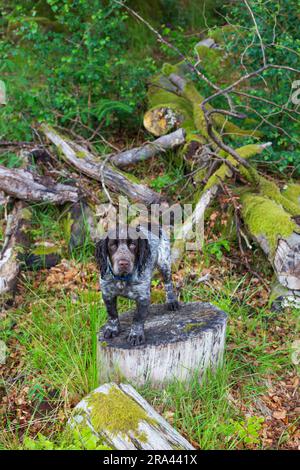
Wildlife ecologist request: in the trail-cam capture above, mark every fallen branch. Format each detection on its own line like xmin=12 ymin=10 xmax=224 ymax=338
xmin=110 ymin=128 xmax=185 ymax=168
xmin=0 ymin=165 xmax=79 ymax=204
xmin=41 ymin=124 xmax=162 ymax=205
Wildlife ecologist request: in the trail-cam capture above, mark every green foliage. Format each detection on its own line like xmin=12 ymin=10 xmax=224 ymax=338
xmin=23 ymin=428 xmax=109 ymax=450
xmin=0 ymin=152 xmax=23 ymax=168
xmin=0 ymin=0 xmax=157 ymax=141
xmin=221 ymin=0 xmax=300 ymax=175
xmin=220 ymin=416 xmax=265 ymax=446
xmin=203 ymin=239 xmax=230 ymax=265
xmin=150 ymin=173 xmax=174 ymax=190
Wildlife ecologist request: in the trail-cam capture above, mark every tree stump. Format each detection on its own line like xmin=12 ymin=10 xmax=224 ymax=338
xmin=98 ymin=302 xmax=227 ymax=387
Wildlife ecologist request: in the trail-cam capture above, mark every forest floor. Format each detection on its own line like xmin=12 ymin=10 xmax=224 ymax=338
xmin=0 ymin=236 xmax=299 ymax=450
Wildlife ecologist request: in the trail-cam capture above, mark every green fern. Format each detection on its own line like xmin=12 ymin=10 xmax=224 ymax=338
xmin=92 ymin=99 xmax=133 ymax=125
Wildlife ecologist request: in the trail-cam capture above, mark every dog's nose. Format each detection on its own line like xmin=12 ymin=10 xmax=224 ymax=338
xmin=118 ymin=259 xmax=129 ymax=270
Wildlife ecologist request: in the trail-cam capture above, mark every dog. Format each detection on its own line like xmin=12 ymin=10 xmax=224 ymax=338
xmin=95 ymin=224 xmax=179 ymax=346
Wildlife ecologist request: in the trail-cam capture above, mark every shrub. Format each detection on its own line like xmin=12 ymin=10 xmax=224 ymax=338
xmin=0 ymin=0 xmax=157 ymax=140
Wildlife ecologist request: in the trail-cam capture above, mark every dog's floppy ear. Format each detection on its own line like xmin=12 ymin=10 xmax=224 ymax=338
xmin=136 ymin=237 xmax=151 ymax=274
xmin=95 ymin=237 xmax=108 ymax=276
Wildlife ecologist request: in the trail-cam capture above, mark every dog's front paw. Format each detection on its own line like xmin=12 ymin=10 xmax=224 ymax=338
xmin=127 ymin=324 xmax=145 ymax=346
xmin=103 ymin=319 xmax=121 ymax=339
xmin=167 ymin=299 xmax=180 ymax=311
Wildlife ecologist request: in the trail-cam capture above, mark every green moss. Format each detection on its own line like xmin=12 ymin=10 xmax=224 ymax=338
xmin=204 ymin=163 xmax=231 ymax=191
xmin=214 ymin=115 xmax=262 ymax=138
xmin=21 ymin=207 xmax=33 ymax=221
xmin=76 ymin=150 xmax=88 ymax=159
xmin=258 ymin=177 xmax=300 ymax=216
xmin=62 ymin=211 xmax=73 ymax=245
xmin=148 ymin=87 xmax=193 ymax=120
xmin=117 ymin=167 xmax=141 ymax=184
xmin=281 ymin=183 xmax=300 ymax=207
xmin=31 ymin=244 xmax=61 ymax=255
xmin=150 ymin=288 xmax=165 ymax=303
xmin=204 ymin=144 xmax=265 ymax=190
xmin=183 ymin=322 xmax=205 ymax=332
xmin=182 ymin=83 xmax=209 ymax=139
xmin=161 ymin=61 xmax=190 ymax=77
xmin=86 ymin=386 xmax=156 ymax=441
xmin=241 ymin=193 xmax=298 ymax=254
xmin=208 ymin=25 xmax=237 ymax=44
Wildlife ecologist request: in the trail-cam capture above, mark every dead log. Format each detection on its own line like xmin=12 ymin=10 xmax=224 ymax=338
xmin=41 ymin=124 xmax=162 ymax=206
xmin=144 ymin=67 xmax=261 ymax=140
xmin=110 ymin=128 xmax=185 ymax=168
xmin=270 ymin=281 xmax=300 ymax=311
xmin=0 ymin=165 xmax=79 ymax=204
xmin=241 ymin=193 xmax=300 ymax=291
xmin=98 ymin=302 xmax=227 ymax=387
xmin=69 ymin=382 xmax=194 ymax=450
xmin=0 ymin=201 xmax=32 ymax=302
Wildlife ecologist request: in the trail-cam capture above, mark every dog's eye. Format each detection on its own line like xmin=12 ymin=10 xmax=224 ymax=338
xmin=128 ymin=241 xmax=136 ymax=251
xmin=109 ymin=241 xmax=118 ymax=251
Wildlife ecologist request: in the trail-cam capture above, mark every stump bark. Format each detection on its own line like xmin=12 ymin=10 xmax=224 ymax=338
xmin=98 ymin=302 xmax=227 ymax=387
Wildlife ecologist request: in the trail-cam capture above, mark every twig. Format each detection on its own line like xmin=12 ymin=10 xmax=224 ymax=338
xmin=100 ymin=153 xmax=113 ymax=204
xmin=243 ymin=0 xmax=266 ymax=66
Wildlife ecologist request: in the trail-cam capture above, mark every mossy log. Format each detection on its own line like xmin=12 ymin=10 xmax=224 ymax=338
xmin=98 ymin=302 xmax=227 ymax=387
xmin=144 ymin=66 xmax=261 ymax=141
xmin=241 ymin=193 xmax=300 ymax=291
xmin=69 ymin=383 xmax=194 ymax=450
xmin=41 ymin=124 xmax=162 ymax=206
xmin=0 ymin=164 xmax=79 ymax=204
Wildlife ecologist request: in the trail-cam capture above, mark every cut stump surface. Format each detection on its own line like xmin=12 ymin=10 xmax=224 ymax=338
xmin=98 ymin=302 xmax=227 ymax=387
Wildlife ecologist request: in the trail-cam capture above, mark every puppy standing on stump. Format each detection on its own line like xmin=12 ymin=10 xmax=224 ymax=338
xmin=95 ymin=224 xmax=179 ymax=346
